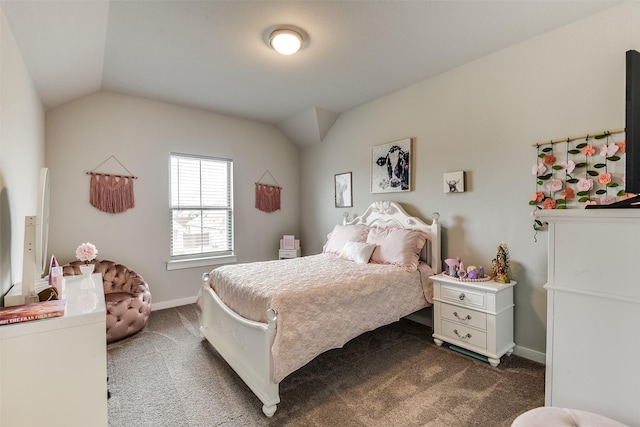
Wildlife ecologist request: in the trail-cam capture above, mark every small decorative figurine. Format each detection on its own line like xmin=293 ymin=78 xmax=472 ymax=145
xmin=444 ymin=258 xmax=460 ymax=277
xmin=492 ymin=242 xmax=510 ymax=284
xmin=467 ymin=265 xmax=478 ymax=279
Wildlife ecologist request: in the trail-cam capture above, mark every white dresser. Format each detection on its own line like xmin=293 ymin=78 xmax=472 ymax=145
xmin=0 ymin=273 xmax=107 ymax=427
xmin=431 ymin=273 xmax=515 ymax=367
xmin=540 ymin=209 xmax=640 ymax=426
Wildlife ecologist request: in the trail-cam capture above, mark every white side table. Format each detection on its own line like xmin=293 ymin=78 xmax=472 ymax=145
xmin=430 ymin=273 xmax=515 ymax=367
xmin=279 ymin=249 xmax=301 ymax=259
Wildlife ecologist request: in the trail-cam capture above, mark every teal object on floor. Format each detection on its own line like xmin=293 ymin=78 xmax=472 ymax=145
xmin=449 ymin=345 xmax=489 ymax=363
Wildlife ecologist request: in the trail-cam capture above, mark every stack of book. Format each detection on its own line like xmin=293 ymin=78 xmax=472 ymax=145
xmin=0 ymin=299 xmax=66 ymax=326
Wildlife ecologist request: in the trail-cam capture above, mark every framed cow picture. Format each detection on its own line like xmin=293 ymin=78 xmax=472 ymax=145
xmin=371 ymin=138 xmax=413 ymax=193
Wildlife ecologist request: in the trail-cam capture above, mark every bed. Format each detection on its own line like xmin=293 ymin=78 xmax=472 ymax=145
xmin=199 ymin=200 xmax=441 ymax=416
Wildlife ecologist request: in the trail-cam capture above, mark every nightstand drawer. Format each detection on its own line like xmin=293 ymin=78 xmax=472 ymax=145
xmin=279 ymin=249 xmax=300 ymax=259
xmin=440 ymin=303 xmax=487 ymax=331
xmin=441 ymin=284 xmax=485 ymax=309
xmin=441 ymin=320 xmax=487 ymax=350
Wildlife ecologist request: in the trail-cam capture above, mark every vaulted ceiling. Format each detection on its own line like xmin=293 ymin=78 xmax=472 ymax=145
xmin=1 ymin=1 xmax=622 ymax=145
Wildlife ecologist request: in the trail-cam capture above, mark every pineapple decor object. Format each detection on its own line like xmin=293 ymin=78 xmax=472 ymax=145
xmin=492 ymin=242 xmax=510 ymax=284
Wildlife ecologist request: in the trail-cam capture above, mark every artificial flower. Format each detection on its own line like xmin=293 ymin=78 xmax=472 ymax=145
xmin=542 ymin=198 xmax=556 ymax=210
xmin=543 ymin=155 xmax=557 ymax=165
xmin=598 ymin=173 xmax=612 ymax=185
xmin=599 ymin=144 xmax=619 ymax=157
xmin=581 ymin=145 xmax=595 ymax=156
xmin=75 ymin=242 xmax=98 ymax=264
xmin=600 ymin=195 xmax=617 ymax=205
xmin=530 ymin=210 xmax=539 ymax=219
xmin=621 ymin=192 xmax=636 ymax=200
xmin=531 ymin=191 xmax=545 ymax=202
xmin=584 ymin=200 xmax=597 ymax=207
xmin=531 ymin=163 xmax=546 ymax=176
xmin=561 ymin=187 xmax=575 ymax=201
xmin=546 ymin=179 xmax=563 ymax=193
xmin=618 ymin=140 xmax=626 ymax=153
xmin=577 ymin=178 xmax=594 ymax=191
xmin=561 ymin=160 xmax=576 ymax=174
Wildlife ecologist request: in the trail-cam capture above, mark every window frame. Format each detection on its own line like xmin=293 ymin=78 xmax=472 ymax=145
xmin=166 ymin=152 xmax=236 ymax=270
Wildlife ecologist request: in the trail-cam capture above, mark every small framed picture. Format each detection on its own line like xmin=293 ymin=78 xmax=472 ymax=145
xmin=371 ymin=138 xmax=412 ymax=193
xmin=335 ymin=172 xmax=353 ymax=207
xmin=443 ymin=171 xmax=465 ymax=193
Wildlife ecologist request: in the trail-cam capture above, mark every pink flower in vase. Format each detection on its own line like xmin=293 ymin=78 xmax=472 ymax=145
xmin=75 ymin=242 xmax=98 ymax=265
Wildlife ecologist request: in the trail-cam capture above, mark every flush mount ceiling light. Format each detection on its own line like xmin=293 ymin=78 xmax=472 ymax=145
xmin=268 ymin=28 xmax=304 ymax=55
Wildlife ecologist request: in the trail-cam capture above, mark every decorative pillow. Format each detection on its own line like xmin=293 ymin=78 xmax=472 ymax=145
xmin=323 ymin=224 xmax=369 ymax=254
xmin=366 ymin=226 xmax=427 ymax=272
xmin=338 ymin=241 xmax=377 ymax=264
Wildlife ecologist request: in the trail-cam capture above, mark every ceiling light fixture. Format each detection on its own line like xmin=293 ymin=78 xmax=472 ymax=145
xmin=269 ymin=28 xmax=304 ymax=55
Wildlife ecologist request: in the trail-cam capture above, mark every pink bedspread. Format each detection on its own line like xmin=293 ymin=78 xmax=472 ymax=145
xmin=207 ymin=253 xmax=434 ymax=382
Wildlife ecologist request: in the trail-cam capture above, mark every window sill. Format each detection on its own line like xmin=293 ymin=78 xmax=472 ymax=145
xmin=166 ymin=254 xmax=237 ymax=271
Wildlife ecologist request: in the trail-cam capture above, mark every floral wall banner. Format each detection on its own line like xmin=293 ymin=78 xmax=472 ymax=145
xmin=530 ymin=128 xmax=633 ymax=230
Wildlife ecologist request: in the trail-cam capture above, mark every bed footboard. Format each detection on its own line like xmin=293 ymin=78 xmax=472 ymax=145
xmin=199 ymin=281 xmax=280 ymax=417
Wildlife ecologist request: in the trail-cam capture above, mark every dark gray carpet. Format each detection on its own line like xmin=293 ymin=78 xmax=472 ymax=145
xmin=107 ymin=305 xmax=544 ymax=426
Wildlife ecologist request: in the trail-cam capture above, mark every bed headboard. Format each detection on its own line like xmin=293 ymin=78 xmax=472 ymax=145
xmin=345 ymin=201 xmax=442 ymax=273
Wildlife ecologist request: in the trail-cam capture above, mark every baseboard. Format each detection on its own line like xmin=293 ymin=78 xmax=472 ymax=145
xmin=513 ymin=344 xmax=546 ymax=365
xmin=151 ymin=295 xmax=198 ymax=311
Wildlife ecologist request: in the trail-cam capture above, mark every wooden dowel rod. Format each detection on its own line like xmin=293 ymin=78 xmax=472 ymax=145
xmin=532 ymin=127 xmax=625 ymax=147
xmin=86 ymin=171 xmax=138 ymax=179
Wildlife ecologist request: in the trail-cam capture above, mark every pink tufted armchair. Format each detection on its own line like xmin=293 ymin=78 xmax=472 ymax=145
xmin=63 ymin=260 xmax=152 ymax=343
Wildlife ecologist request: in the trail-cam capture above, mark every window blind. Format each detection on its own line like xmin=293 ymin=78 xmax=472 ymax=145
xmin=169 ymin=153 xmax=233 ymax=260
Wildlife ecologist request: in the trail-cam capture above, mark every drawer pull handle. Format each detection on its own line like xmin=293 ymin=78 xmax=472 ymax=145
xmin=458 ymin=293 xmax=466 ymax=301
xmin=453 ymin=312 xmax=471 ymax=322
xmin=453 ymin=329 xmax=472 ymax=341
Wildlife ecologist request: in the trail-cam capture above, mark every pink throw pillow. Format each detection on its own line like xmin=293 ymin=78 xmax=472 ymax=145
xmin=323 ymin=224 xmax=369 ymax=254
xmin=366 ymin=227 xmax=427 ymax=272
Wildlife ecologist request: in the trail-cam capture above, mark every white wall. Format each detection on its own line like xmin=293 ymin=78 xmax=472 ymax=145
xmin=0 ymin=6 xmax=45 ymax=303
xmin=45 ymin=91 xmax=300 ymax=308
xmin=300 ymin=2 xmax=640 ymax=361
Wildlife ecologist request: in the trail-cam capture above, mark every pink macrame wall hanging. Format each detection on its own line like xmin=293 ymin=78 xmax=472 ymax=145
xmin=87 ymin=156 xmax=138 ymax=214
xmin=255 ymin=170 xmax=281 ymax=213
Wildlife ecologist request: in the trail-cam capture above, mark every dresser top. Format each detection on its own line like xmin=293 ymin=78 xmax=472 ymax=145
xmin=539 ymin=208 xmax=640 ymax=221
xmin=430 ymin=273 xmax=515 ymax=292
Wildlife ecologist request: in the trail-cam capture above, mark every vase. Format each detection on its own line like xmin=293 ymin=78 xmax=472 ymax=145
xmin=79 ymin=264 xmax=95 ymax=276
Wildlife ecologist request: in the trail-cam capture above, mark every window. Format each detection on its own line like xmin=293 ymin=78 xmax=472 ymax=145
xmin=169 ymin=153 xmax=234 ymax=265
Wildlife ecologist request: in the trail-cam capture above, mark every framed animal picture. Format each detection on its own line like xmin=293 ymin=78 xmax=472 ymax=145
xmin=334 ymin=172 xmax=353 ymax=207
xmin=371 ymin=138 xmax=412 ymax=193
xmin=443 ymin=171 xmax=465 ymax=193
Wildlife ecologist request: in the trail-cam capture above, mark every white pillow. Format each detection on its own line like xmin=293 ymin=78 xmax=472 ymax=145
xmin=338 ymin=241 xmax=377 ymax=264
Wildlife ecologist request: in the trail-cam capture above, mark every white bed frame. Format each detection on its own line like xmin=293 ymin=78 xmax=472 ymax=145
xmin=199 ymin=201 xmax=441 ymax=417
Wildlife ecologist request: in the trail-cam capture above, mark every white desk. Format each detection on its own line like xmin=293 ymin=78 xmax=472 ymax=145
xmin=0 ymin=273 xmax=107 ymax=427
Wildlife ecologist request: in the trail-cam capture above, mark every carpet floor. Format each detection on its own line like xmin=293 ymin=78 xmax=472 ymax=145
xmin=107 ymin=304 xmax=544 ymax=426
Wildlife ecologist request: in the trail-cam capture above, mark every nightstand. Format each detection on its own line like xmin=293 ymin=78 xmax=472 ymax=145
xmin=278 ymin=248 xmax=301 ymax=259
xmin=430 ymin=273 xmax=515 ymax=367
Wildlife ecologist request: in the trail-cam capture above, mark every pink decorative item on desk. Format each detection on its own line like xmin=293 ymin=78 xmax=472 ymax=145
xmin=75 ymin=242 xmax=98 ymax=276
